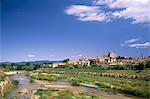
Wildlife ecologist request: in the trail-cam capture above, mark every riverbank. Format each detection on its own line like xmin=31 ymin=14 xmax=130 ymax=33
xmin=0 ymin=76 xmax=18 ymax=98
xmin=8 ymin=72 xmax=144 ymax=99
xmin=31 ymin=70 xmax=150 ymax=98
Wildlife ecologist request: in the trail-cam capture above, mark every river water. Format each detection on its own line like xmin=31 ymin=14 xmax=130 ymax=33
xmin=8 ymin=74 xmax=41 ymax=99
xmin=8 ymin=73 xmax=143 ymax=99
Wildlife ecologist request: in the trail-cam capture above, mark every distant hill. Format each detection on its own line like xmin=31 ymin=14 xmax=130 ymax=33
xmin=0 ymin=62 xmax=11 ymax=64
xmin=0 ymin=60 xmax=63 ymax=65
xmin=26 ymin=60 xmax=63 ymax=64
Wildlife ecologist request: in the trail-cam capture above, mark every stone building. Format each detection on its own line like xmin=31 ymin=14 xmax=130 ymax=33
xmin=78 ymin=58 xmax=91 ymax=66
xmin=67 ymin=60 xmax=78 ymax=65
xmin=94 ymin=52 xmax=118 ymax=66
xmin=49 ymin=62 xmax=66 ymax=68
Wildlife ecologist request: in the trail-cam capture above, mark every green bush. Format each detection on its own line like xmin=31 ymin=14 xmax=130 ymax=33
xmin=121 ymin=85 xmax=150 ymax=98
xmin=13 ymin=80 xmax=19 ymax=86
xmin=31 ymin=74 xmax=59 ymax=81
xmin=95 ymin=82 xmax=107 ymax=88
xmin=71 ymin=80 xmax=80 ymax=86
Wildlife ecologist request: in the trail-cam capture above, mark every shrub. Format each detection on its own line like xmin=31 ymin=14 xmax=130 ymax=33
xmin=31 ymin=74 xmax=58 ymax=81
xmin=71 ymin=80 xmax=80 ymax=86
xmin=13 ymin=80 xmax=19 ymax=86
xmin=95 ymin=82 xmax=107 ymax=88
xmin=134 ymin=62 xmax=145 ymax=70
xmin=112 ymin=65 xmax=125 ymax=70
xmin=121 ymin=85 xmax=150 ymax=98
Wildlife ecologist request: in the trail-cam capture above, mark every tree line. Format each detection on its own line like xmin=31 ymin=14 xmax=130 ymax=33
xmin=0 ymin=60 xmax=150 ymax=71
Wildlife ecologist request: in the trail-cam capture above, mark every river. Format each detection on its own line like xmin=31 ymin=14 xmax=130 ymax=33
xmin=8 ymin=73 xmax=143 ymax=99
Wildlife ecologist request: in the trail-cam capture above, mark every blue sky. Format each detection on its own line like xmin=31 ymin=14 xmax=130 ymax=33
xmin=1 ymin=0 xmax=150 ymax=62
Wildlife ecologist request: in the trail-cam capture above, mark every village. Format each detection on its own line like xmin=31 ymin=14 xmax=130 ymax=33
xmin=48 ymin=52 xmax=150 ymax=68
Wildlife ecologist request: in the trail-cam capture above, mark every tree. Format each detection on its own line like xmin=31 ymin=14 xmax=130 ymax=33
xmin=135 ymin=62 xmax=145 ymax=70
xmin=117 ymin=56 xmax=125 ymax=59
xmin=145 ymin=61 xmax=150 ymax=68
xmin=63 ymin=59 xmax=70 ymax=63
xmin=11 ymin=63 xmax=18 ymax=71
xmin=0 ymin=64 xmax=10 ymax=71
xmin=25 ymin=62 xmax=31 ymax=66
xmin=25 ymin=62 xmax=34 ymax=71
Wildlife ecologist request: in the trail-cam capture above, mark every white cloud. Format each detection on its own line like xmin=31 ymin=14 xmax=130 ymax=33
xmin=121 ymin=38 xmax=150 ymax=48
xmin=128 ymin=42 xmax=150 ymax=48
xmin=65 ymin=0 xmax=150 ymax=24
xmin=27 ymin=54 xmax=35 ymax=58
xmin=93 ymin=0 xmax=115 ymax=6
xmin=125 ymin=38 xmax=140 ymax=43
xmin=65 ymin=5 xmax=111 ymax=22
xmin=93 ymin=0 xmax=150 ymax=24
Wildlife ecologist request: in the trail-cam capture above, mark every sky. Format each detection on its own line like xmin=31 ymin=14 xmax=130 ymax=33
xmin=1 ymin=0 xmax=150 ymax=62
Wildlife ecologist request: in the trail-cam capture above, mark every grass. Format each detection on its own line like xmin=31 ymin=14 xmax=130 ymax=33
xmin=0 ymin=76 xmax=4 ymax=82
xmin=38 ymin=67 xmax=107 ymax=73
xmin=105 ymin=70 xmax=150 ymax=75
xmin=66 ymin=74 xmax=150 ymax=98
xmin=31 ymin=70 xmax=150 ymax=98
xmin=31 ymin=73 xmax=62 ymax=82
xmin=35 ymin=89 xmax=101 ymax=99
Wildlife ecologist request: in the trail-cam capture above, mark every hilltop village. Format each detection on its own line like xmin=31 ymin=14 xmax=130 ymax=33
xmin=48 ymin=52 xmax=150 ymax=68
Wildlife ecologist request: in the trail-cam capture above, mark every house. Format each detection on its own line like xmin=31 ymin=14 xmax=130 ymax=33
xmin=94 ymin=52 xmax=118 ymax=66
xmin=67 ymin=60 xmax=78 ymax=65
xmin=109 ymin=62 xmax=123 ymax=66
xmin=49 ymin=62 xmax=66 ymax=68
xmin=78 ymin=58 xmax=90 ymax=66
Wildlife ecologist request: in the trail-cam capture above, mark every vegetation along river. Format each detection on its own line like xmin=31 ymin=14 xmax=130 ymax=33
xmin=8 ymin=72 xmax=143 ymax=99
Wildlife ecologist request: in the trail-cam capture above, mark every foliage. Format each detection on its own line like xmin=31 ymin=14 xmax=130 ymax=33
xmin=63 ymin=59 xmax=70 ymax=63
xmin=1 ymin=60 xmax=150 ymax=72
xmin=111 ymin=65 xmax=125 ymax=70
xmin=116 ymin=56 xmax=126 ymax=59
xmin=121 ymin=85 xmax=150 ymax=98
xmin=31 ymin=74 xmax=61 ymax=82
xmin=13 ymin=80 xmax=19 ymax=86
xmin=0 ymin=76 xmax=5 ymax=82
xmin=0 ymin=63 xmax=42 ymax=71
xmin=134 ymin=62 xmax=145 ymax=70
xmin=35 ymin=89 xmax=100 ymax=99
xmin=145 ymin=60 xmax=150 ymax=68
xmin=62 ymin=73 xmax=150 ymax=98
xmin=71 ymin=80 xmax=80 ymax=86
